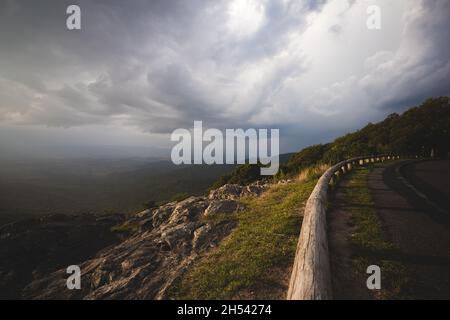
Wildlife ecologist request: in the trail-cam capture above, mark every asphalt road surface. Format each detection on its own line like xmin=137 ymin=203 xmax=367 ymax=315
xmin=369 ymin=160 xmax=450 ymax=299
xmin=329 ymin=159 xmax=450 ymax=299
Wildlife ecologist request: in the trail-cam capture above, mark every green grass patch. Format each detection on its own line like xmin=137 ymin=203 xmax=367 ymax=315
xmin=341 ymin=166 xmax=411 ymax=299
xmin=168 ymin=179 xmax=317 ymax=300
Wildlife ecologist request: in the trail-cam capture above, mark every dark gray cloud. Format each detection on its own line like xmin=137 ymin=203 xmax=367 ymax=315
xmin=0 ymin=0 xmax=449 ymax=153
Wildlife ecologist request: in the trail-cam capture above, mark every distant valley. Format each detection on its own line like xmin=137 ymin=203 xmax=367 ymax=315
xmin=0 ymin=157 xmax=235 ymax=226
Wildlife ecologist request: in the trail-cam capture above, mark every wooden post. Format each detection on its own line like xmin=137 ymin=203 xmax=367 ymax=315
xmin=287 ymin=155 xmax=389 ymax=300
xmin=329 ymin=176 xmax=335 ymax=187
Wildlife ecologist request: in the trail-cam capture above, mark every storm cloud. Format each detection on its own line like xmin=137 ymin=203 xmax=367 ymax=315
xmin=0 ymin=0 xmax=449 ymax=154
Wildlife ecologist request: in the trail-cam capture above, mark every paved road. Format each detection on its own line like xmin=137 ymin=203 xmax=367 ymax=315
xmin=329 ymin=160 xmax=450 ymax=299
xmin=400 ymin=160 xmax=450 ymax=216
xmin=369 ymin=160 xmax=450 ymax=299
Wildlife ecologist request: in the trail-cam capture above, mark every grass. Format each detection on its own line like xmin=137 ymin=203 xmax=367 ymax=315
xmin=339 ymin=166 xmax=411 ymax=299
xmin=167 ymin=178 xmax=319 ymax=300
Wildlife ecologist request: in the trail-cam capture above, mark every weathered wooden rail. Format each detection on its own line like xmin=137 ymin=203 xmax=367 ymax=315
xmin=287 ymin=155 xmax=399 ymax=300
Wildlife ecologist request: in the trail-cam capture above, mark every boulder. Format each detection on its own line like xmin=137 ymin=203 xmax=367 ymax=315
xmin=204 ymin=200 xmax=245 ymax=217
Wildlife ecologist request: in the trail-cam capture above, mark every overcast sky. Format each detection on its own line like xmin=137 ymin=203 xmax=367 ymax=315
xmin=0 ymin=0 xmax=449 ymax=158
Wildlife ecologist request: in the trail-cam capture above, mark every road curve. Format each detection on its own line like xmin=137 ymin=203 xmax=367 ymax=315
xmin=329 ymin=160 xmax=450 ymax=299
xmin=399 ymin=160 xmax=450 ymax=219
xmin=369 ymin=160 xmax=450 ymax=299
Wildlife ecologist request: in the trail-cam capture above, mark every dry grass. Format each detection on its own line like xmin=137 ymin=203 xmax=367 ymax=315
xmin=167 ymin=178 xmax=318 ymax=300
xmin=296 ymin=163 xmax=330 ymax=183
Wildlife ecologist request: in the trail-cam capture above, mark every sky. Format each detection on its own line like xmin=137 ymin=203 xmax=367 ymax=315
xmin=0 ymin=0 xmax=449 ymax=158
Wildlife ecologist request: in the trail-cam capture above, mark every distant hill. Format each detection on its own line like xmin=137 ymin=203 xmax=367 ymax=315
xmin=216 ymin=97 xmax=450 ymax=184
xmin=2 ymin=97 xmax=448 ymax=225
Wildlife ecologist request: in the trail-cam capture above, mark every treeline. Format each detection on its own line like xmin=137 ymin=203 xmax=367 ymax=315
xmin=214 ymin=97 xmax=450 ymax=185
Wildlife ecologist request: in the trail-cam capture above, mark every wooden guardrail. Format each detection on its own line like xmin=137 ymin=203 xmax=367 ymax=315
xmin=287 ymin=155 xmax=399 ymax=300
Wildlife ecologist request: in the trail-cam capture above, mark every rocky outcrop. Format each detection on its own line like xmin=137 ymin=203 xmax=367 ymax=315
xmin=0 ymin=213 xmax=124 ymax=299
xmin=208 ymin=181 xmax=269 ymax=200
xmin=5 ymin=181 xmax=270 ymax=300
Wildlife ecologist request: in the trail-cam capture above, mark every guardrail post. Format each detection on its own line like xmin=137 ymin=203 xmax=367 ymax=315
xmin=329 ymin=176 xmax=335 ymax=186
xmin=335 ymin=171 xmax=340 ymax=179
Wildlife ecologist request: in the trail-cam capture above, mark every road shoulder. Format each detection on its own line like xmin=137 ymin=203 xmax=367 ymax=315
xmin=369 ymin=161 xmax=450 ymax=299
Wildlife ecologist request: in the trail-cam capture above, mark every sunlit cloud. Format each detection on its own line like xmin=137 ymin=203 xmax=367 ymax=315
xmin=0 ymin=0 xmax=448 ymax=154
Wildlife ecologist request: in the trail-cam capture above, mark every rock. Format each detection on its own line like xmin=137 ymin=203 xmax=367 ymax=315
xmin=138 ymin=218 xmax=153 ymax=231
xmin=204 ymin=200 xmax=245 ymax=217
xmin=241 ymin=185 xmax=267 ymax=197
xmin=277 ymin=179 xmax=293 ymax=185
xmin=168 ymin=197 xmax=208 ymax=224
xmin=208 ymin=184 xmax=243 ymax=200
xmin=151 ymin=202 xmax=176 ymax=228
xmin=192 ymin=224 xmax=212 ymax=251
xmin=208 ymin=182 xmax=269 ymax=200
xmin=136 ymin=209 xmax=151 ymax=218
xmin=0 ymin=213 xmax=125 ymax=299
xmin=3 ymin=180 xmax=271 ymax=300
